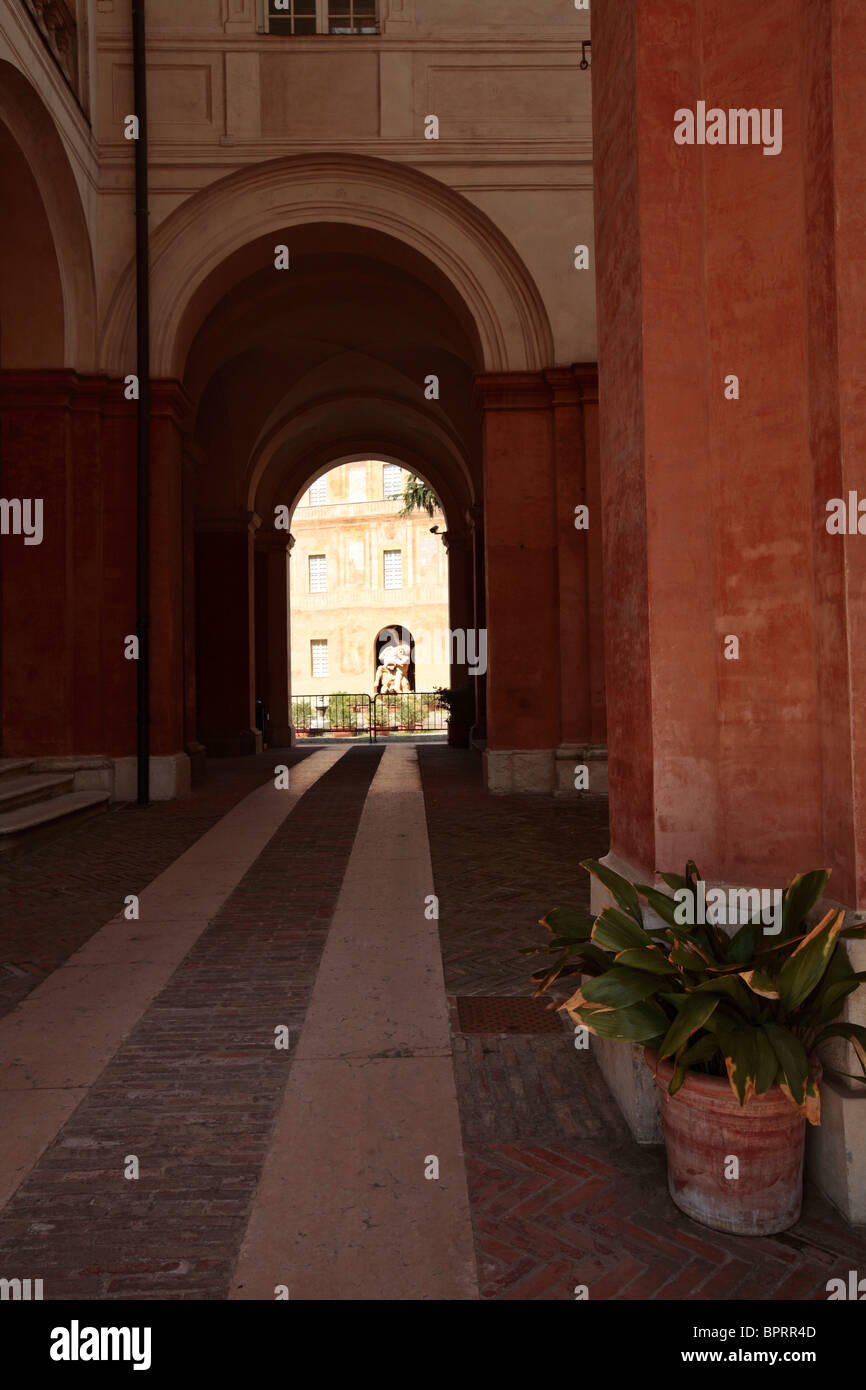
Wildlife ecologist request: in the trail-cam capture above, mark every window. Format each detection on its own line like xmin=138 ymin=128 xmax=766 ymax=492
xmin=308 ymin=476 xmax=327 ymax=505
xmin=311 ymin=640 xmax=329 ymax=678
xmin=268 ymin=0 xmax=317 ymax=35
xmin=383 ymin=464 xmax=403 ymax=500
xmin=309 ymin=554 xmax=327 ymax=592
xmin=383 ymin=550 xmax=402 ymax=590
xmin=266 ymin=0 xmax=378 ymax=35
xmin=327 ymin=1 xmax=378 ymax=35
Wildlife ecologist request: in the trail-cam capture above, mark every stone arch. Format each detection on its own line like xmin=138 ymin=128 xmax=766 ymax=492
xmin=248 ymin=396 xmax=473 ymax=530
xmin=0 ymin=60 xmax=97 ymax=369
xmin=100 ymin=153 xmax=554 ymax=377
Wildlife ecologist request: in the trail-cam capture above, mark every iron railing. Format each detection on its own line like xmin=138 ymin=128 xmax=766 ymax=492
xmin=291 ymin=693 xmax=446 ymax=742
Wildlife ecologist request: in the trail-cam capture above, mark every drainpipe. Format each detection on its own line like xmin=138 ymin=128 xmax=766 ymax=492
xmin=132 ymin=0 xmax=150 ymax=804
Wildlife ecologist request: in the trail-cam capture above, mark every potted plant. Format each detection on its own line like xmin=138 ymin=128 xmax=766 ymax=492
xmin=525 ymin=859 xmax=866 ymax=1236
xmin=434 ymin=684 xmax=475 ymax=748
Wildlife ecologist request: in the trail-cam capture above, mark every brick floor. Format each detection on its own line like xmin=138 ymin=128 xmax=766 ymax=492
xmin=418 ymin=747 xmax=609 ymax=996
xmin=417 ymin=746 xmax=866 ymax=1301
xmin=0 ymin=751 xmax=314 ymax=1021
xmin=1 ymin=742 xmax=864 ymax=1303
xmin=0 ymin=746 xmax=382 ymax=1299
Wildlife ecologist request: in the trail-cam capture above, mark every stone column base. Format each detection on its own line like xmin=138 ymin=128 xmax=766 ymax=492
xmin=554 ymin=743 xmax=608 ymax=798
xmin=201 ymin=728 xmax=262 ymax=757
xmin=31 ymin=755 xmax=114 ymax=793
xmin=268 ymin=725 xmax=297 ymax=749
xmin=807 ymin=1078 xmax=866 ymax=1224
xmin=484 ymin=748 xmax=555 ymax=794
xmin=185 ymin=741 xmax=207 ymax=785
xmin=113 ymin=752 xmax=192 ymax=802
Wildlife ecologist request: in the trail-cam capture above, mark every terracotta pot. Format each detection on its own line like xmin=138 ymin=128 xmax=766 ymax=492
xmin=644 ymin=1047 xmax=810 ymax=1236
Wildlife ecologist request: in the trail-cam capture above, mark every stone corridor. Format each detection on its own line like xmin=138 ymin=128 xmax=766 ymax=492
xmin=0 ymin=745 xmax=864 ymax=1301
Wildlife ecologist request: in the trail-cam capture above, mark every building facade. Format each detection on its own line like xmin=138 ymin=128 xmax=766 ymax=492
xmin=289 ymin=460 xmax=449 ymax=696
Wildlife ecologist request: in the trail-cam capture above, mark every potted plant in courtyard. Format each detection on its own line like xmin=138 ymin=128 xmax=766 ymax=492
xmin=434 ymin=684 xmax=475 ymax=748
xmin=525 ymin=859 xmax=866 ymax=1236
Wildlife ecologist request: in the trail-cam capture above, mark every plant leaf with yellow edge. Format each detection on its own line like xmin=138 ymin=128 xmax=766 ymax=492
xmin=740 ymin=969 xmax=780 ymax=999
xmin=776 ymin=909 xmax=846 ymax=1011
xmin=779 ymin=1073 xmax=821 ymax=1126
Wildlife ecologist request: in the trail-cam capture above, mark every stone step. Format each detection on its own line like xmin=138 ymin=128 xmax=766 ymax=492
xmin=0 ymin=791 xmax=110 ymax=851
xmin=0 ymin=773 xmax=75 ymax=814
xmin=0 ymin=759 xmax=36 ymax=784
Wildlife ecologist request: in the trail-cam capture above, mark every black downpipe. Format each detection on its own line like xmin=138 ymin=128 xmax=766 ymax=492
xmin=132 ymin=0 xmax=150 ymax=804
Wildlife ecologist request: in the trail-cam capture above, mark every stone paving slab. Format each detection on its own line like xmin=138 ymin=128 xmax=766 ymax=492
xmin=232 ymin=746 xmax=478 ymax=1300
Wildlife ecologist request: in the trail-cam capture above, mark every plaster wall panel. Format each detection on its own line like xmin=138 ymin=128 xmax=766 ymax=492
xmin=260 ymin=53 xmax=380 ymax=138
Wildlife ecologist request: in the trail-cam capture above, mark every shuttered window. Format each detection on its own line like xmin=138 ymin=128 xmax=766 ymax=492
xmin=383 ymin=464 xmax=403 ymax=500
xmin=383 ymin=550 xmax=402 ymax=590
xmin=311 ymin=640 xmax=329 ymax=678
xmin=309 ymin=554 xmax=327 ymax=592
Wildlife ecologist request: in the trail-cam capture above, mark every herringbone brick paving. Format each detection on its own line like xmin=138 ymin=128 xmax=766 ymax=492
xmin=417 ymin=747 xmax=609 ymax=996
xmin=417 ymin=746 xmax=866 ymax=1301
xmin=0 ymin=751 xmax=313 ymax=1020
xmin=0 ymin=746 xmax=383 ymax=1299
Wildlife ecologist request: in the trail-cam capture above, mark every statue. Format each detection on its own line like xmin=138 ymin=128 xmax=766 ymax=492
xmin=374 ymin=642 xmax=412 ymax=694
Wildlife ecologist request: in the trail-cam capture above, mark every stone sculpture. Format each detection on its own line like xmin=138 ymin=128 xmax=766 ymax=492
xmin=374 ymin=642 xmax=412 ymax=694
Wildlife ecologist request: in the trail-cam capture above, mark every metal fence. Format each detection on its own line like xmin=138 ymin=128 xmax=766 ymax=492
xmin=291 ymin=693 xmax=446 ymax=742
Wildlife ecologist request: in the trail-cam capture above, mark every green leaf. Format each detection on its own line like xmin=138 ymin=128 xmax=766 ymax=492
xmin=580 ymin=966 xmax=664 ymax=1010
xmin=563 ymin=998 xmax=670 ymax=1043
xmin=801 ymin=969 xmax=866 ymax=1028
xmin=723 ymin=1028 xmax=760 ymax=1105
xmin=781 ymin=869 xmax=830 ymax=939
xmin=540 ymin=906 xmax=595 ymax=940
xmin=754 ymin=1028 xmax=779 ymax=1094
xmin=668 ymin=936 xmax=712 ymax=971
xmin=613 ymin=946 xmax=679 ymax=975
xmin=635 ymin=883 xmax=681 ymax=928
xmin=739 ymin=968 xmax=780 ymax=1000
xmin=668 ymin=1034 xmax=720 ymax=1096
xmin=581 ymin=859 xmax=645 ymax=927
xmin=776 ymin=909 xmax=846 ymax=1011
xmin=657 ymin=993 xmax=719 ymax=1061
xmin=692 ymin=972 xmax=758 ymax=1018
xmin=658 ymin=871 xmax=688 ymax=893
xmin=728 ymin=921 xmax=758 ymax=964
xmin=678 ymin=1034 xmax=721 ymax=1070
xmin=812 ymin=1022 xmax=866 ymax=1081
xmin=762 ymin=1023 xmax=811 ymax=1106
xmin=591 ymin=905 xmax=653 ymax=952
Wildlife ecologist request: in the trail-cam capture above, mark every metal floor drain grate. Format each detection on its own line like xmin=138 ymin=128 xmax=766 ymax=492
xmin=454 ymin=995 xmax=565 ymax=1034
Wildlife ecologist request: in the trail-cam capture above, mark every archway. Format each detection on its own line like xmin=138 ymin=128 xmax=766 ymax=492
xmin=175 ymin=195 xmax=487 ymax=757
xmin=0 ymin=62 xmax=97 ymax=761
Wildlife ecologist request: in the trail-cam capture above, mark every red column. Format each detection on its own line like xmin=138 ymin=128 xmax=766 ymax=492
xmin=547 ymin=367 xmax=590 ymax=746
xmin=593 ymin=0 xmax=858 ymax=895
xmin=255 ymin=527 xmax=294 ymax=747
xmin=149 ymin=384 xmax=189 ymax=762
xmin=195 ymin=510 xmax=260 ymax=756
xmin=829 ymin=0 xmax=866 ymax=906
xmin=475 ymin=372 xmax=560 ymax=792
xmin=0 ymin=371 xmax=76 ymax=754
